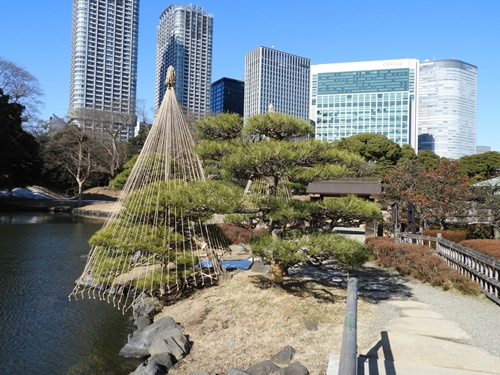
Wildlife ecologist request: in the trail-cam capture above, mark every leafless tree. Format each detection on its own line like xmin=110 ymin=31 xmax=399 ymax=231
xmin=99 ymin=111 xmax=134 ymax=183
xmin=0 ymin=56 xmax=44 ymax=130
xmin=136 ymin=98 xmax=153 ymax=124
xmin=43 ymin=125 xmax=105 ymax=206
xmin=67 ymin=106 xmax=136 ymax=183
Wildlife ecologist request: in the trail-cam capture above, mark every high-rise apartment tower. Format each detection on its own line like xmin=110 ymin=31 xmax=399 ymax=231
xmin=244 ymin=46 xmax=310 ymax=122
xmin=310 ymin=59 xmax=419 ymax=150
xmin=156 ymin=4 xmax=213 ymax=121
xmin=69 ymin=0 xmax=139 ymax=141
xmin=418 ymin=59 xmax=477 ymax=159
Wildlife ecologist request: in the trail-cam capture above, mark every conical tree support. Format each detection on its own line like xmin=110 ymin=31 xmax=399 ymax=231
xmin=69 ymin=68 xmax=228 ymax=312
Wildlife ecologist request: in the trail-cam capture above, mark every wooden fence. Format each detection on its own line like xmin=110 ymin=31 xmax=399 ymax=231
xmin=398 ymin=233 xmax=500 ymax=306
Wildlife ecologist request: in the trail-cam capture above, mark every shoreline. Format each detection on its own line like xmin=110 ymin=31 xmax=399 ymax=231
xmin=72 ymin=201 xmax=120 ymax=218
xmin=0 ymin=198 xmax=119 ymax=219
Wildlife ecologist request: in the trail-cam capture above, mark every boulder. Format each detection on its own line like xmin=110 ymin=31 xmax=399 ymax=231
xmin=133 ymin=296 xmax=162 ymax=320
xmin=270 ymin=346 xmax=295 ymax=366
xmin=130 ymin=361 xmax=167 ymax=375
xmin=135 ymin=316 xmax=152 ymax=331
xmin=119 ymin=316 xmax=185 ymax=358
xmin=304 ymin=321 xmax=318 ymax=331
xmin=279 ymin=362 xmax=309 ymax=375
xmin=149 ymin=328 xmax=191 ymax=361
xmin=246 ymin=360 xmax=281 ymax=375
xmin=226 ymin=369 xmax=252 ymax=375
xmin=149 ymin=353 xmax=175 ymax=371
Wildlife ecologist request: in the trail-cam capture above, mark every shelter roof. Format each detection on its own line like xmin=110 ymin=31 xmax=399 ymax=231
xmin=306 ymin=179 xmax=381 ymax=196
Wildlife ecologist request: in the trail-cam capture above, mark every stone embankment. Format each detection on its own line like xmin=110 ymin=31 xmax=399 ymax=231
xmin=72 ymin=202 xmax=119 ymax=218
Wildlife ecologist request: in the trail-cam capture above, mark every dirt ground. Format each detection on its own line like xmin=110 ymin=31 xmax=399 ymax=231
xmin=78 ymin=186 xmax=122 ymax=200
xmin=156 ymin=269 xmax=379 ymax=374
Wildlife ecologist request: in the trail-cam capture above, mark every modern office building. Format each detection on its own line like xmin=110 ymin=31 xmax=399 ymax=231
xmin=68 ymin=0 xmax=139 ymax=141
xmin=156 ymin=4 xmax=213 ymax=122
xmin=418 ymin=59 xmax=477 ymax=159
xmin=476 ymin=146 xmax=491 ymax=154
xmin=244 ymin=46 xmax=310 ymax=122
xmin=210 ymin=77 xmax=244 ymax=116
xmin=310 ymin=59 xmax=419 ymax=150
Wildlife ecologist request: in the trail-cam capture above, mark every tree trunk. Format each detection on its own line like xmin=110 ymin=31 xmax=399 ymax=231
xmin=262 ymin=175 xmax=277 ymax=196
xmin=269 ymin=260 xmax=286 ymax=284
xmin=439 ymin=219 xmax=446 ymax=230
xmin=77 ymin=181 xmax=84 ymax=207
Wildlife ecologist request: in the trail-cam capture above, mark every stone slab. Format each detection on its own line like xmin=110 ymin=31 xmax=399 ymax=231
xmin=400 ymin=309 xmax=443 ymax=319
xmin=387 ymin=300 xmax=431 ymax=310
xmin=359 ymin=331 xmax=500 ymax=372
xmin=385 ymin=317 xmax=471 ymax=340
xmin=327 ymin=353 xmax=500 ymax=375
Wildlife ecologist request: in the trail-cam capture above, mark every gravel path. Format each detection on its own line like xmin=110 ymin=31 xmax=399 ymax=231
xmin=291 ymin=261 xmax=500 ymax=358
xmin=369 ymin=277 xmax=500 ymax=357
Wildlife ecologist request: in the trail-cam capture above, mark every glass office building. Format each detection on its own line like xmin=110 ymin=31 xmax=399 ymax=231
xmin=69 ymin=0 xmax=139 ymax=141
xmin=210 ymin=77 xmax=244 ymax=116
xmin=310 ymin=59 xmax=419 ymax=150
xmin=244 ymin=46 xmax=310 ymax=122
xmin=418 ymin=59 xmax=477 ymax=159
xmin=156 ymin=4 xmax=213 ymax=121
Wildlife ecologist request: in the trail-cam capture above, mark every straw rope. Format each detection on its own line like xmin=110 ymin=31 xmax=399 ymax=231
xmin=69 ymin=68 xmax=229 ymax=312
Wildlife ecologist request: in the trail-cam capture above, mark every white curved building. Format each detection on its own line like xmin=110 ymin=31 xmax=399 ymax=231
xmin=418 ymin=59 xmax=477 ymax=159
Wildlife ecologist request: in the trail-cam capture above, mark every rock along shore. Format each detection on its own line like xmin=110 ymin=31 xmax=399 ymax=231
xmin=124 ymin=297 xmax=312 ymax=375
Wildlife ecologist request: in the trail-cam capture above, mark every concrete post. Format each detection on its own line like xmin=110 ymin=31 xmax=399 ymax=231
xmin=338 ymin=278 xmax=358 ymax=375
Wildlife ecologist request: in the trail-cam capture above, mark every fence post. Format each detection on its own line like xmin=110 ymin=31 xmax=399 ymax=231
xmin=338 ymin=278 xmax=358 ymax=375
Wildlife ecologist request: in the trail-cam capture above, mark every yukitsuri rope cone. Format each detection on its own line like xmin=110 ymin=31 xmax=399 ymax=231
xmin=243 ymin=177 xmax=292 ymax=204
xmin=69 ymin=67 xmax=229 ymax=313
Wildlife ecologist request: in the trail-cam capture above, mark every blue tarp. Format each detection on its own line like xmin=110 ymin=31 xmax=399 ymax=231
xmin=199 ymin=258 xmax=254 ymax=270
xmin=221 ymin=258 xmax=254 ymax=270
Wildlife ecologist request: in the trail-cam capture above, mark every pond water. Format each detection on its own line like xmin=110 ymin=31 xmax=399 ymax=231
xmin=0 ymin=212 xmax=139 ymax=374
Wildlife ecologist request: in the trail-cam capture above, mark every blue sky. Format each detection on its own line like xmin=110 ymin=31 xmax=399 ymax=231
xmin=1 ymin=0 xmax=499 ymax=151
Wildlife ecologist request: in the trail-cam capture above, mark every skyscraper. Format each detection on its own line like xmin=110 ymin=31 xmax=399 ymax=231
xmin=156 ymin=4 xmax=213 ymax=121
xmin=244 ymin=46 xmax=310 ymax=122
xmin=418 ymin=59 xmax=477 ymax=159
xmin=69 ymin=0 xmax=139 ymax=141
xmin=210 ymin=77 xmax=244 ymax=116
xmin=310 ymin=59 xmax=419 ymax=150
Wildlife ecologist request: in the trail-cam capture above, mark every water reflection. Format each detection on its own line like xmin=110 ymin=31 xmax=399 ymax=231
xmin=0 ymin=213 xmax=138 ymax=375
xmin=0 ymin=212 xmax=106 ymax=225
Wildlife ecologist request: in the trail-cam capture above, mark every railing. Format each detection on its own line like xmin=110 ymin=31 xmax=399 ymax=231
xmin=338 ymin=278 xmax=358 ymax=375
xmin=398 ymin=233 xmax=500 ymax=306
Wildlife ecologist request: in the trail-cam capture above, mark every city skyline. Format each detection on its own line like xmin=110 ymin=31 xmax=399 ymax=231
xmin=1 ymin=0 xmax=499 ymax=151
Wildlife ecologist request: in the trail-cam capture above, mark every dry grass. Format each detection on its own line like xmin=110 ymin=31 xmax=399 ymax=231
xmin=155 ymin=270 xmax=377 ymax=374
xmin=366 ymin=237 xmax=481 ymax=295
xmin=423 ymin=229 xmax=468 ymax=243
xmin=460 ymin=239 xmax=500 ymax=259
